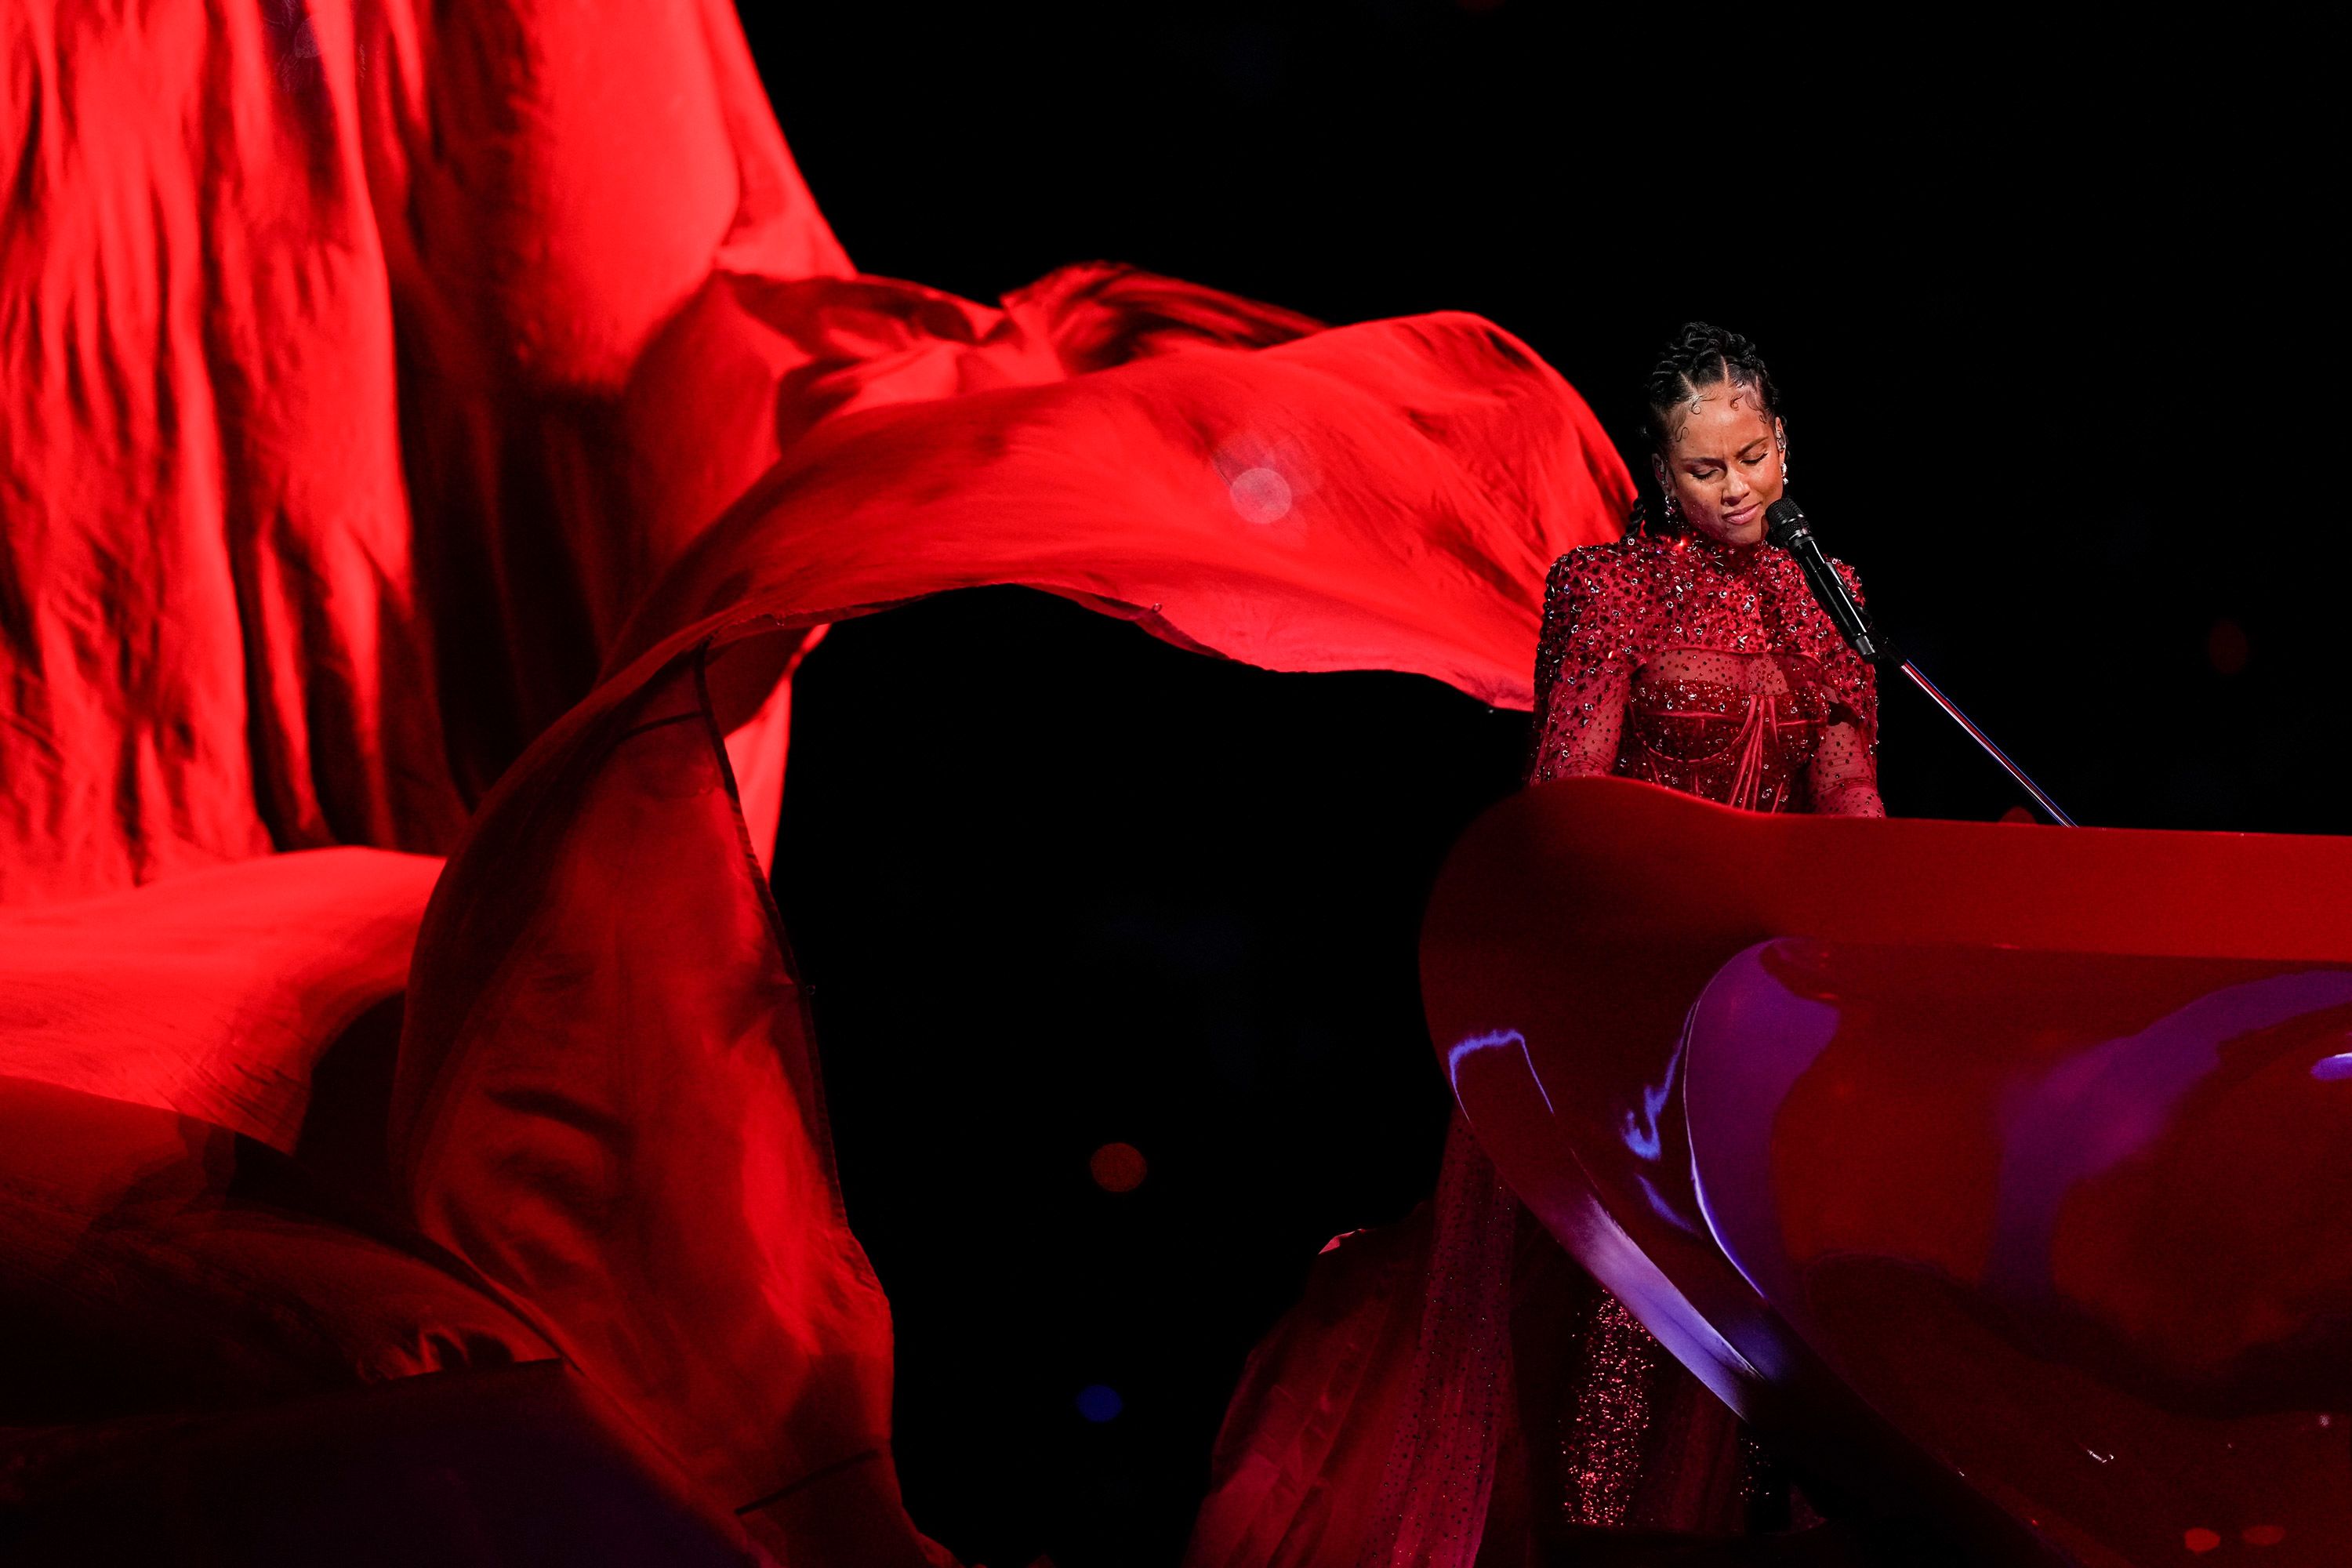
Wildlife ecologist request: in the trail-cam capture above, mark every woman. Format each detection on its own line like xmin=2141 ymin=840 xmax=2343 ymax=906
xmin=1189 ymin=324 xmax=1898 ymax=1568
xmin=1532 ymin=321 xmax=1882 ymax=817
xmin=1497 ymin=323 xmax=1893 ymax=1557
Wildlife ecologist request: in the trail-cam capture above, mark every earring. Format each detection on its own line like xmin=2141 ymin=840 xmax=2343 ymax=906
xmin=1661 ymin=489 xmax=1683 ymax=526
xmin=1779 ymin=445 xmax=1791 ymax=486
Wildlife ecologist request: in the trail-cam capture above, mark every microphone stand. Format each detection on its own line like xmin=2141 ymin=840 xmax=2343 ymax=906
xmin=1882 ymin=648 xmax=2078 ymax=828
xmin=1766 ymin=500 xmax=2078 ymax=827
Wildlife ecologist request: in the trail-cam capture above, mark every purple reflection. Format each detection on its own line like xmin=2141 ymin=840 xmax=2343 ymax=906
xmin=1636 ymin=1173 xmax=1702 ymax=1236
xmin=1621 ymin=1038 xmax=1684 ymax=1162
xmin=1988 ymin=970 xmax=2352 ymax=1305
xmin=1685 ymin=946 xmax=1842 ymax=1312
xmin=2313 ymin=1053 xmax=2352 ymax=1082
xmin=1446 ymin=1028 xmax=1555 ymax=1114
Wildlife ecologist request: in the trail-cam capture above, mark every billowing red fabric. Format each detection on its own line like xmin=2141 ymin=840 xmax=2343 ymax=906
xmin=2 ymin=2 xmax=1633 ymax=1561
xmin=386 ymin=296 xmax=1627 ymax=1555
xmin=0 ymin=849 xmax=439 ymax=1149
xmin=0 ymin=1076 xmax=556 ymax=1425
xmin=0 ymin=0 xmax=848 ymax=904
xmin=608 ymin=303 xmax=1623 ymax=706
xmin=0 ymin=851 xmax=554 ymax=1432
xmin=1183 ymin=1116 xmax=1519 ymax=1568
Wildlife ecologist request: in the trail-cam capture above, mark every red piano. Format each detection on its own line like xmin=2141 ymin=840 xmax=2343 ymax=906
xmin=1421 ymin=778 xmax=2352 ymax=1567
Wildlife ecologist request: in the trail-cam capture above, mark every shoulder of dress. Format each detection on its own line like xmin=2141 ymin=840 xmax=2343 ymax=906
xmin=1762 ymin=546 xmax=1864 ymax=590
xmin=1548 ymin=533 xmax=1642 ymax=588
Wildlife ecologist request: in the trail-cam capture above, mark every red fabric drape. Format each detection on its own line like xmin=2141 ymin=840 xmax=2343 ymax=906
xmin=0 ymin=0 xmax=851 ymax=903
xmin=386 ymin=299 xmax=1627 ymax=1557
xmin=0 ymin=850 xmax=559 ymax=1445
xmin=2 ymin=2 xmax=1632 ymax=1559
xmin=0 ymin=850 xmax=438 ymax=1149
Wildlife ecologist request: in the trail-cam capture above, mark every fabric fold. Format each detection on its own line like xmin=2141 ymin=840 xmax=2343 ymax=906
xmin=5 ymin=3 xmax=1640 ymax=1561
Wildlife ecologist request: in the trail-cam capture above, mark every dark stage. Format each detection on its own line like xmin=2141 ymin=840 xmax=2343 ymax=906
xmin=2 ymin=5 xmax=2342 ymax=1566
xmin=751 ymin=7 xmax=2343 ymax=1564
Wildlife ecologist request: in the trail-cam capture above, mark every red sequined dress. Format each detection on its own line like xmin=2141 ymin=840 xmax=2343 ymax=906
xmin=1481 ymin=525 xmax=1883 ymax=1552
xmin=1530 ymin=525 xmax=1882 ymax=815
xmin=1185 ymin=526 xmax=1884 ymax=1568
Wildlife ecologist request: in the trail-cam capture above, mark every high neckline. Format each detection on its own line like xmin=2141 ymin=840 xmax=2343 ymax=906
xmin=1648 ymin=527 xmax=1765 ymax=574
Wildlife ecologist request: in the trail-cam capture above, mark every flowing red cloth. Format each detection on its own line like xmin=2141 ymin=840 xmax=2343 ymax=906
xmin=387 ymin=299 xmax=1628 ymax=1558
xmin=1184 ymin=1115 xmax=1523 ymax=1568
xmin=0 ymin=851 xmax=438 ymax=1150
xmin=2 ymin=2 xmax=1632 ymax=1560
xmin=0 ymin=0 xmax=850 ymax=906
xmin=0 ymin=851 xmax=557 ymax=1432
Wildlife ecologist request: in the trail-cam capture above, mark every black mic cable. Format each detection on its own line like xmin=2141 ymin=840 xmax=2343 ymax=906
xmin=1764 ymin=498 xmax=2077 ymax=827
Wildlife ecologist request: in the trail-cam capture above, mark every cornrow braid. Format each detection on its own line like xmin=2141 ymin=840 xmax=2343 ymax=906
xmin=1641 ymin=321 xmax=1780 ymax=448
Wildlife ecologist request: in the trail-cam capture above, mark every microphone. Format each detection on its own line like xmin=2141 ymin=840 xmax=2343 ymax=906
xmin=1762 ymin=496 xmax=2077 ymax=825
xmin=1765 ymin=497 xmax=1893 ymax=666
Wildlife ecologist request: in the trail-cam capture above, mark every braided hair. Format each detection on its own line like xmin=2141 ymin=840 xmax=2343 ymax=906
xmin=1632 ymin=322 xmax=1782 ymax=536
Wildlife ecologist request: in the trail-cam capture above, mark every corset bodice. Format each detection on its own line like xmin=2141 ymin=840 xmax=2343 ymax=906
xmin=1623 ymin=647 xmax=1843 ymax=813
xmin=1528 ymin=528 xmax=1881 ymax=815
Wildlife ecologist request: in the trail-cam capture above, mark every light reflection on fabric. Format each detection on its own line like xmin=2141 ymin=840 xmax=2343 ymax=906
xmin=1446 ymin=1029 xmax=1555 ymax=1115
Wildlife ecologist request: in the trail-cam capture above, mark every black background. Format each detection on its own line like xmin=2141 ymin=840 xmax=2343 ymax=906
xmin=743 ymin=6 xmax=2336 ymax=1563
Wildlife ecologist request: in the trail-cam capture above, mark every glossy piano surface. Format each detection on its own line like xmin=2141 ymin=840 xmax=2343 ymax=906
xmin=1420 ymin=777 xmax=2352 ymax=1566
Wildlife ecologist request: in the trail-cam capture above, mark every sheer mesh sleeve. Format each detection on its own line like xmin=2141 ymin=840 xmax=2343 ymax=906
xmin=1529 ymin=547 xmax=1639 ymax=786
xmin=1808 ymin=558 xmax=1885 ymax=817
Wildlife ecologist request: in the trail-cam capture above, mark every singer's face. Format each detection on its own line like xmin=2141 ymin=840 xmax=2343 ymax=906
xmin=1655 ymin=390 xmax=1785 ymax=548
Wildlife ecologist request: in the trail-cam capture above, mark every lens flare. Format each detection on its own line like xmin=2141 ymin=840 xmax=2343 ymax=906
xmin=1090 ymin=1141 xmax=1148 ymax=1192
